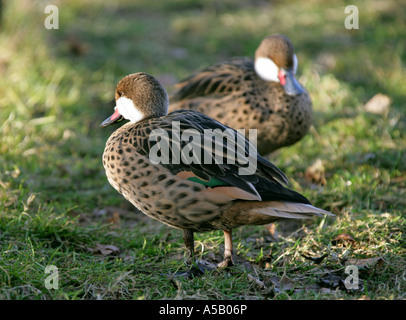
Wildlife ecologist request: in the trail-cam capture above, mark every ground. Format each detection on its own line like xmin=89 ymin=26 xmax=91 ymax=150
xmin=0 ymin=0 xmax=405 ymax=300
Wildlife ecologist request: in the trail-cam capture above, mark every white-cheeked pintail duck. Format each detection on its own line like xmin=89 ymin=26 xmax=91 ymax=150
xmin=101 ymin=72 xmax=332 ymax=276
xmin=169 ymin=34 xmax=312 ymax=155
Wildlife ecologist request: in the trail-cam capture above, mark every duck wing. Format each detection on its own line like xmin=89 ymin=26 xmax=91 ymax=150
xmin=129 ymin=110 xmax=291 ymax=201
xmin=170 ymin=58 xmax=255 ymax=101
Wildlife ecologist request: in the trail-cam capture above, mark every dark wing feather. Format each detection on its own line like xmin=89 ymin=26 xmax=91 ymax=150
xmin=129 ymin=110 xmax=291 ymax=199
xmin=254 ymin=176 xmax=311 ymax=204
xmin=170 ymin=57 xmax=254 ymax=101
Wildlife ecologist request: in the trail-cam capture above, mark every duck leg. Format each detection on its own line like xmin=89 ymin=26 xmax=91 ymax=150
xmin=217 ymin=229 xmax=234 ymax=268
xmin=174 ymin=229 xmax=234 ymax=278
xmin=182 ymin=228 xmax=196 ymax=264
xmin=175 ymin=229 xmax=207 ymax=278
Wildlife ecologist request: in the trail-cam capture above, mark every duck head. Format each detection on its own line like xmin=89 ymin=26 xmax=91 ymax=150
xmin=254 ymin=34 xmax=304 ymax=96
xmin=101 ymin=72 xmax=169 ymax=127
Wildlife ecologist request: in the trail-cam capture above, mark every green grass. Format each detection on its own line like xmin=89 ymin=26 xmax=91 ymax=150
xmin=0 ymin=0 xmax=405 ymax=300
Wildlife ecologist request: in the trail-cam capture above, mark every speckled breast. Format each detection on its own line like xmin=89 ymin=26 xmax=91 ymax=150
xmin=102 ymin=123 xmax=222 ymax=231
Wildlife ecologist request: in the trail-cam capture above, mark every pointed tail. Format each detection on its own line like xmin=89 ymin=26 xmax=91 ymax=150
xmin=252 ymin=201 xmax=334 ymax=220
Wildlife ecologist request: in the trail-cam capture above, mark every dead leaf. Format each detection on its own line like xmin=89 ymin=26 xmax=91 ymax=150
xmin=365 ymin=93 xmax=391 ymax=115
xmin=247 ymin=274 xmax=266 ymax=289
xmin=90 ymin=243 xmax=120 ymax=256
xmin=305 ymin=159 xmax=327 ymax=185
xmin=344 ymin=257 xmax=384 ymax=271
xmin=267 ymin=275 xmax=294 ymax=292
xmin=331 ymin=233 xmax=356 ymax=246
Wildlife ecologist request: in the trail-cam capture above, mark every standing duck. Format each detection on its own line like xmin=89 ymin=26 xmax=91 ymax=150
xmin=169 ymin=34 xmax=312 ymax=155
xmin=101 ymin=72 xmax=332 ymax=275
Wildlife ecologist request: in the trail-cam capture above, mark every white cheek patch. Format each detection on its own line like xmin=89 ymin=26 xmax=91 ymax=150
xmin=292 ymin=54 xmax=298 ymax=75
xmin=254 ymin=57 xmax=279 ymax=82
xmin=116 ymin=96 xmax=145 ymax=123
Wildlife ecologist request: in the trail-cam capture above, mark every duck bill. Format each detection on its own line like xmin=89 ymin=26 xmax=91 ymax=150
xmin=280 ymin=69 xmax=304 ymax=96
xmin=100 ymin=107 xmax=124 ymax=127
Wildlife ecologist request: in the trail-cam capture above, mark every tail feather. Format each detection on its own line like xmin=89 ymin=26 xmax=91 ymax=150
xmin=252 ymin=201 xmax=334 ymax=220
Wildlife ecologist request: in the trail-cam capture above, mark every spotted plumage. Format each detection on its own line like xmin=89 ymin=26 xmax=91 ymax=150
xmin=101 ymin=72 xmax=333 ymax=273
xmin=169 ymin=34 xmax=312 ymax=155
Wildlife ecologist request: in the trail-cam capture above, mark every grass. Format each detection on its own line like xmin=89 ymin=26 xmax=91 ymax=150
xmin=0 ymin=0 xmax=405 ymax=300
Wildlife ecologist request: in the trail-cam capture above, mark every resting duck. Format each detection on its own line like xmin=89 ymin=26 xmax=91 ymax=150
xmin=101 ymin=72 xmax=332 ymax=275
xmin=169 ymin=34 xmax=312 ymax=155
